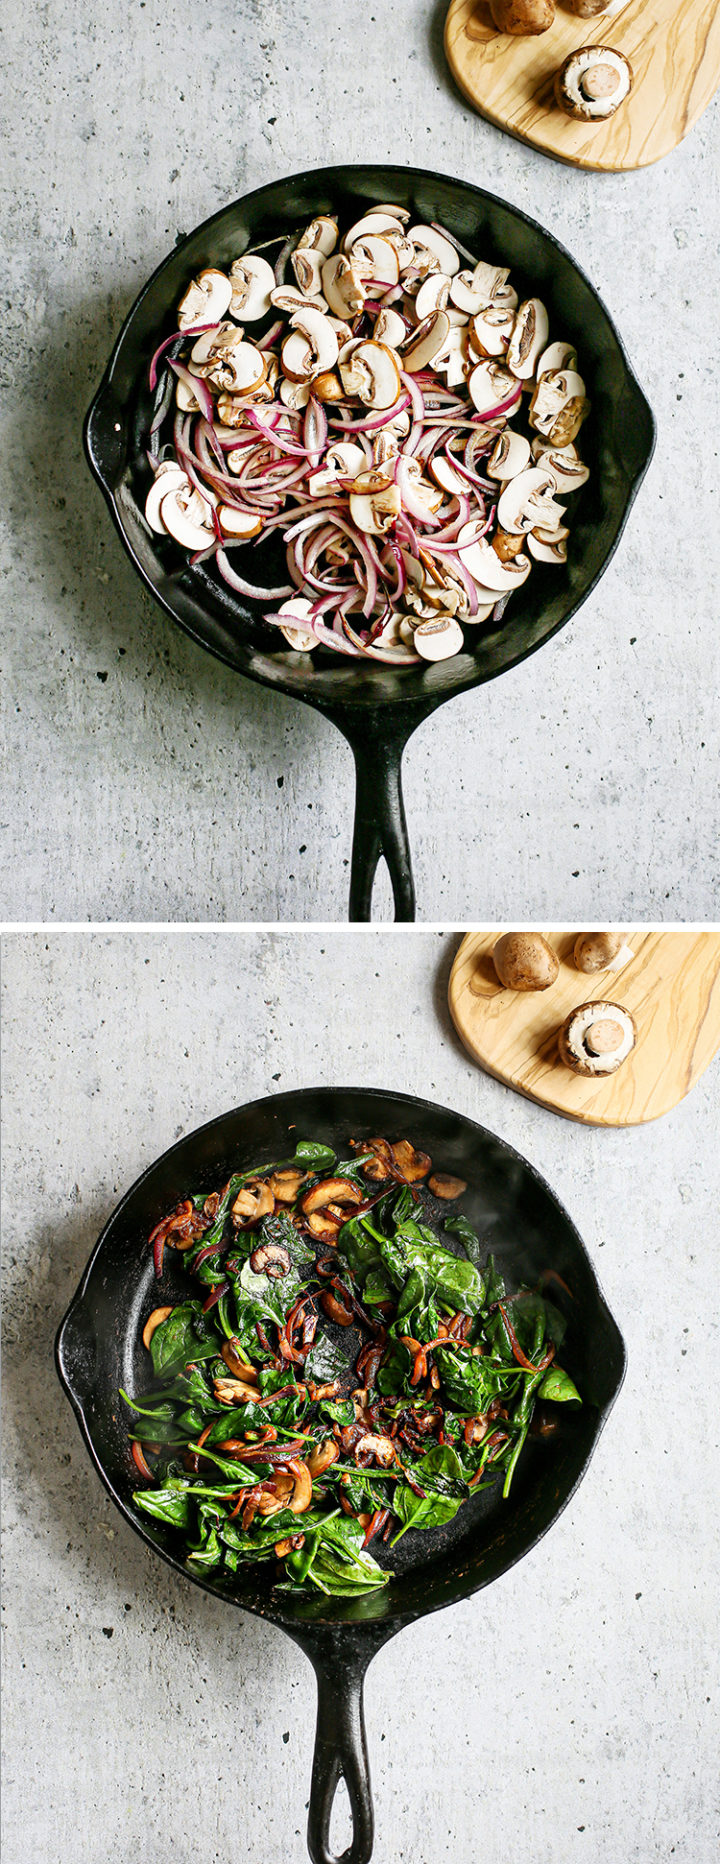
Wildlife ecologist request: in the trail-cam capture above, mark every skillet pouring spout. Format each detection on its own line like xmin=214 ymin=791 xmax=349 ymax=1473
xmin=83 ymin=163 xmax=655 ymax=921
xmin=55 ymin=1083 xmax=627 ymax=1858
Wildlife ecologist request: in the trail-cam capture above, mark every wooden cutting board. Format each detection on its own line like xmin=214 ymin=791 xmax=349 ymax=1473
xmin=444 ymin=1 xmax=720 ymax=172
xmin=448 ymin=931 xmax=720 ymax=1125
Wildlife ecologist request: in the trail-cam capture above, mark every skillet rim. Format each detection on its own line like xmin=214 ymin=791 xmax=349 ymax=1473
xmin=83 ymin=159 xmax=656 ymax=712
xmin=55 ymin=1082 xmax=627 ymax=1634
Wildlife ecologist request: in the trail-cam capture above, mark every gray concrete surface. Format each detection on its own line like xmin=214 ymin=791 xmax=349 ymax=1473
xmin=2 ymin=3 xmax=719 ymax=923
xmin=2 ymin=927 xmax=719 ymax=1864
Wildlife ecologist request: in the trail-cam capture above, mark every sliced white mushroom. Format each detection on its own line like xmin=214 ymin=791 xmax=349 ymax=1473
xmin=279 ymin=377 xmax=311 ymax=410
xmin=292 ymin=246 xmax=326 ymax=298
xmin=159 ymin=483 xmax=215 ymax=551
xmin=373 ymin=307 xmax=407 ymax=349
xmin=206 ymin=334 xmax=267 ymax=395
xmin=436 ymin=327 xmax=469 ymax=388
xmin=326 ymin=316 xmax=355 ymax=354
xmin=338 ymin=341 xmax=401 ymax=409
xmin=470 ymin=306 xmax=515 ymax=358
xmin=506 ymin=299 xmax=550 ymax=381
xmin=415 ymin=273 xmax=452 ymax=320
xmin=145 ymin=466 xmax=189 ymax=533
xmin=530 ymin=369 xmax=588 ymax=441
xmin=468 ymin=361 xmax=520 ymax=416
xmin=497 ymin=466 xmax=565 ymax=536
xmin=349 ymin=469 xmax=402 ymax=535
xmin=228 ymin=254 xmax=275 ymax=321
xmin=275 ymin=596 xmax=319 ymax=652
xmin=407 ymin=226 xmax=461 ymax=278
xmin=488 ymin=429 xmax=532 ymax=482
xmin=450 ymin=261 xmax=512 ymax=316
xmin=536 ymin=340 xmax=578 ymax=379
xmin=458 ymin=523 xmax=532 ymax=592
xmin=307 ymin=441 xmax=366 ymax=497
xmin=342 ymin=211 xmax=407 ymax=252
xmin=282 ymin=306 xmax=339 ymax=382
xmin=177 ymin=268 xmax=233 ymax=329
xmin=348 ymin=234 xmax=400 ymax=286
xmin=297 ymin=216 xmax=339 ymax=257
xmin=271 ymin=285 xmax=327 ymax=318
xmin=188 ymin=323 xmax=238 ymax=374
xmin=414 ymin=615 xmax=465 ymax=660
xmin=174 ymin=375 xmax=201 ymax=412
xmin=217 ymin=506 xmax=264 ymax=539
xmin=527 ymin=531 xmax=568 ymax=563
xmin=321 ymin=252 xmax=366 ymax=318
xmin=429 ymin=454 xmax=469 ymax=496
xmin=531 ymin=439 xmax=590 ymax=493
xmin=402 ymin=311 xmax=451 ymax=374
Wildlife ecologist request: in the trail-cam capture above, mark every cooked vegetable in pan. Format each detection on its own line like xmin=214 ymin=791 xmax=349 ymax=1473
xmin=144 ymin=205 xmax=590 ymax=665
xmin=124 ymin=1135 xmax=581 ymax=1595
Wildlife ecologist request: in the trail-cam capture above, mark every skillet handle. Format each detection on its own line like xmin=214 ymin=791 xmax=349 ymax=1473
xmin=342 ymin=714 xmax=416 ymax=922
xmin=307 ymin=1643 xmax=375 ymax=1864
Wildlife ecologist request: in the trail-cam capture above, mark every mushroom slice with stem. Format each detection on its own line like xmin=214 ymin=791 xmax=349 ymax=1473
xmin=527 ymin=530 xmax=568 ymax=563
xmin=231 ymin=1179 xmax=275 ymax=1226
xmin=279 ymin=378 xmax=311 ymax=411
xmin=487 ymin=429 xmax=532 ymax=482
xmin=429 ymin=454 xmax=470 ymax=497
xmin=297 ymin=215 xmax=339 ymax=257
xmin=249 ymin=1242 xmax=291 ymax=1279
xmin=457 ymin=525 xmax=532 ymax=593
xmin=470 ymin=305 xmax=515 ymax=358
xmin=530 ymin=370 xmax=589 ymax=446
xmin=532 ymin=439 xmax=590 ymax=493
xmin=177 ymin=268 xmax=233 ymax=328
xmin=407 ymin=225 xmax=461 ymax=278
xmin=574 ymin=932 xmax=634 ymax=973
xmin=506 ymin=298 xmax=550 ymax=380
xmin=402 ymin=311 xmax=451 ymax=374
xmin=450 ymin=261 xmax=511 ymax=316
xmin=493 ymin=931 xmax=559 ymax=991
xmin=339 ymin=341 xmax=401 ymax=409
xmin=281 ymin=307 xmax=339 ymax=382
xmin=349 ymin=470 xmax=402 ymax=537
xmin=205 ymin=332 xmax=267 ymax=395
xmin=497 ymin=466 xmax=565 ymax=536
xmin=436 ymin=327 xmax=469 ymax=388
xmin=373 ymin=307 xmax=407 ymax=350
xmin=558 ymin=1001 xmax=637 ymax=1075
xmin=342 ymin=211 xmax=407 ymax=252
xmin=159 ymin=483 xmax=215 ymax=552
xmin=468 ymin=361 xmax=520 ymax=416
xmin=275 ymin=597 xmax=318 ymax=653
xmin=300 ymin=1178 xmax=364 ymax=1216
xmin=221 ymin=1340 xmax=259 ymax=1383
xmin=348 ymin=234 xmax=401 ymax=286
xmin=536 ymin=340 xmax=578 ymax=379
xmin=414 ymin=273 xmax=452 ymax=320
xmin=188 ymin=324 xmax=239 ymax=375
xmin=321 ymin=252 xmax=366 ymax=319
xmin=145 ymin=466 xmax=190 ymax=532
xmin=228 ymin=254 xmax=275 ymax=321
xmin=555 ymin=45 xmax=633 ymax=120
xmin=308 ymin=441 xmax=366 ymax=497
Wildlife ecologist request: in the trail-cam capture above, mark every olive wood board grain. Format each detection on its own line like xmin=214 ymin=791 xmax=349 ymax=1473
xmin=444 ymin=1 xmax=720 ymax=172
xmin=448 ymin=931 xmax=720 ymax=1125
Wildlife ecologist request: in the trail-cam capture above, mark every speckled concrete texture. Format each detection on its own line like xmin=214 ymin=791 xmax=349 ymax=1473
xmin=1 ymin=3 xmax=719 ymax=922
xmin=2 ymin=927 xmax=719 ymax=1862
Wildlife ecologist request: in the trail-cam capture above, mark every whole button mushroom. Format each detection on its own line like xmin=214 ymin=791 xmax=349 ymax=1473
xmin=555 ymin=45 xmax=634 ymax=120
xmin=493 ymin=932 xmax=559 ymax=991
xmin=490 ymin=0 xmax=555 ymax=31
xmin=558 ymin=1001 xmax=637 ymax=1075
xmin=574 ymin=932 xmax=634 ymax=973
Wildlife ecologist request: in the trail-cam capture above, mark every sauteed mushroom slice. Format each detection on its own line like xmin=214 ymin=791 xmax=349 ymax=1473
xmin=142 ymin=1306 xmax=173 ymax=1349
xmin=428 ymin=1173 xmax=468 ymax=1200
xmin=307 ymin=1211 xmax=342 ymax=1243
xmin=221 ymin=1339 xmax=259 ymax=1382
xmin=306 ymin=1438 xmax=339 ymax=1478
xmin=268 ymin=1168 xmax=307 ymax=1202
xmin=231 ymin=1179 xmax=276 ymax=1226
xmin=390 ymin=1140 xmax=432 ymax=1182
xmin=301 ymin=1177 xmax=364 ymax=1216
xmin=249 ymin=1242 xmax=291 ymax=1279
xmin=214 ymin=1376 xmax=259 ymax=1405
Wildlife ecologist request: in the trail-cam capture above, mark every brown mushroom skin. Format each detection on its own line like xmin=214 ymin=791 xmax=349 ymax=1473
xmin=493 ymin=932 xmax=559 ymax=992
xmin=428 ymin=1173 xmax=468 ymax=1200
xmin=568 ymin=0 xmax=614 ymax=14
xmin=490 ymin=0 xmax=555 ymax=32
xmin=554 ymin=46 xmax=633 ymax=121
xmin=301 ymin=1177 xmax=364 ymax=1216
xmin=574 ymin=932 xmax=627 ymax=974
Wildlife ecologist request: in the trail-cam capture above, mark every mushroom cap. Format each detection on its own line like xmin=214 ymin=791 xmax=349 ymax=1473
xmin=402 ymin=311 xmax=451 ymax=374
xmin=414 ymin=616 xmax=464 ymax=661
xmin=177 ymin=268 xmax=232 ymax=328
xmin=555 ymin=44 xmax=633 ymax=120
xmin=558 ymin=1001 xmax=636 ymax=1075
xmin=297 ymin=215 xmax=339 ymax=257
xmin=488 ymin=429 xmax=532 ymax=482
xmin=145 ymin=465 xmax=189 ymax=533
xmin=489 ymin=0 xmax=555 ymax=32
xmin=468 ymin=361 xmax=520 ymax=416
xmin=506 ymin=298 xmax=550 ymax=381
xmin=339 ymin=340 xmax=401 ymax=409
xmin=493 ymin=932 xmax=559 ymax=991
xmin=228 ymin=253 xmax=275 ymax=321
xmin=574 ymin=933 xmax=633 ymax=973
xmin=407 ymin=225 xmax=461 ymax=278
xmin=496 ymin=466 xmax=564 ymax=536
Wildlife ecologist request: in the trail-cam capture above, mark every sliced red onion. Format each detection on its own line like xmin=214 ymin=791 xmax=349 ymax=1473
xmin=148 ymin=323 xmax=217 ymax=391
xmin=169 ymin=361 xmax=215 ymax=422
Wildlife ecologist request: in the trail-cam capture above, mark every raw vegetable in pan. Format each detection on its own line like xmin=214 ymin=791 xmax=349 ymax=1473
xmin=144 ymin=206 xmax=590 ymax=665
xmin=124 ymin=1134 xmax=581 ymax=1596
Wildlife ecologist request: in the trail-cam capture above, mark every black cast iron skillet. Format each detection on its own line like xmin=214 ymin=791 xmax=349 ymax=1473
xmin=56 ymin=1085 xmax=625 ymax=1864
xmin=84 ymin=163 xmax=654 ymax=922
